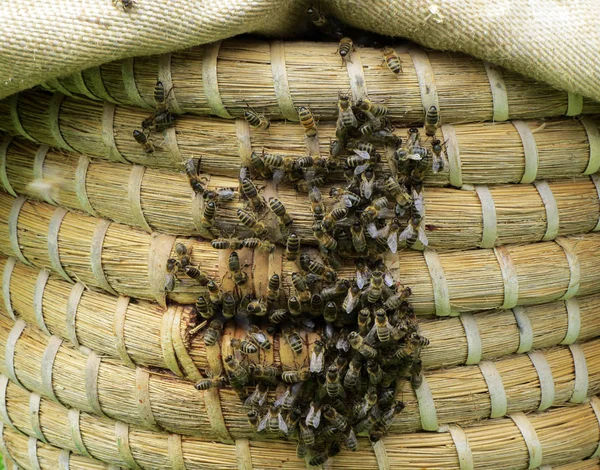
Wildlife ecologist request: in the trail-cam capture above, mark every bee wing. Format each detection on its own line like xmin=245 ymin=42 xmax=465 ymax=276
xmin=398 ymin=224 xmax=415 ymax=243
xmin=344 ymin=292 xmax=359 ymax=313
xmin=387 ymin=231 xmax=398 ymax=253
xmin=341 ymin=195 xmax=354 ymax=208
xmin=361 ymin=178 xmax=374 ymax=199
xmin=354 ymin=163 xmax=370 ymax=176
xmin=244 ymin=388 xmax=259 ymax=407
xmin=338 ymin=385 xmax=347 ymax=398
xmin=395 ymin=202 xmax=409 ymax=217
xmin=310 ymin=351 xmax=324 ymax=373
xmin=274 ymin=389 xmax=289 ymax=408
xmin=352 ymin=149 xmax=371 ymax=160
xmin=305 ymin=407 xmax=315 ymax=427
xmin=356 ymin=270 xmax=368 ymax=289
xmin=417 ymin=223 xmax=429 ymax=247
xmin=407 ymin=153 xmax=423 ymax=161
xmin=432 ymin=154 xmax=442 ymax=173
xmin=256 ymin=411 xmax=270 ymax=433
xmin=412 ymin=191 xmax=425 ymax=218
xmin=365 ymin=324 xmax=378 ymax=345
xmin=383 ymin=271 xmax=394 ymax=287
xmin=375 ymin=223 xmax=390 ymax=239
xmin=272 ymin=169 xmax=285 ymax=185
xmin=367 ymin=223 xmax=379 ymax=238
xmin=278 ymin=412 xmax=289 ymax=435
xmin=217 ymin=188 xmax=236 ymax=201
xmin=313 ymin=409 xmax=322 ymax=428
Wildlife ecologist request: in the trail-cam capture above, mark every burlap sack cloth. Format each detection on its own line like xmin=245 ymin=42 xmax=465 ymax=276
xmin=0 ymin=0 xmax=598 ymax=102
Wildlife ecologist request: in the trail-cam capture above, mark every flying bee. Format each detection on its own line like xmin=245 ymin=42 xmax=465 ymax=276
xmin=309 ymin=186 xmax=326 ymax=221
xmin=244 ymin=104 xmax=270 ymax=130
xmin=431 ymin=138 xmax=448 ymax=173
xmin=224 ymin=354 xmax=250 ymax=386
xmin=361 ymin=196 xmax=388 ymax=223
xmin=305 ymin=400 xmax=323 ymax=428
xmin=382 ymin=46 xmax=403 ymax=74
xmin=132 ymin=129 xmax=155 ymax=154
xmin=322 ymin=205 xmax=348 ymax=231
xmin=357 ymin=97 xmax=389 ymax=117
xmin=195 ymin=294 xmax=213 ymax=319
xmin=306 ymin=4 xmax=328 ymax=26
xmin=323 ymin=404 xmax=348 ymax=431
xmin=228 ymin=251 xmax=248 ymax=286
xmin=310 ymin=340 xmax=325 ymax=373
xmin=114 ymin=0 xmax=135 ymax=9
xmin=337 ymin=37 xmax=353 ymax=64
xmin=323 ymin=301 xmax=337 ymax=323
xmin=194 ymin=376 xmax=226 ymax=391
xmin=247 ymin=299 xmax=268 ymax=316
xmin=248 ymin=151 xmax=273 ymax=179
xmin=281 ymin=368 xmax=311 ymax=383
xmin=344 ymin=357 xmax=362 ymax=388
xmin=285 ymin=233 xmax=301 ymax=261
xmin=241 ymin=178 xmax=265 ymax=210
xmin=360 ymin=168 xmax=376 ymax=199
xmin=398 ymin=215 xmax=429 ymax=249
xmin=184 ymin=265 xmax=209 ymax=286
xmin=342 ymin=284 xmax=360 ymax=313
xmin=222 ymin=293 xmax=236 ymax=319
xmin=282 ymin=326 xmax=304 ymax=355
xmin=425 ymin=105 xmax=440 ymax=137
xmin=244 ymin=382 xmax=269 ymax=408
xmin=237 ymin=208 xmax=268 ymax=237
xmin=266 ymin=274 xmax=280 ymax=305
xmin=201 ymin=201 xmax=217 ymax=229
xmin=246 ymin=325 xmax=271 ymax=350
xmin=346 ymin=149 xmax=372 ymax=175
xmin=348 ymin=331 xmax=378 ymax=358
xmin=306 ymin=257 xmax=337 ymax=283
xmin=298 ymin=106 xmax=317 ymax=137
xmin=337 ymin=92 xmax=358 ymax=128
xmin=268 ymin=197 xmax=293 ymax=227
xmin=164 ymin=258 xmax=180 ymax=292
xmin=203 ymin=319 xmax=224 ymax=347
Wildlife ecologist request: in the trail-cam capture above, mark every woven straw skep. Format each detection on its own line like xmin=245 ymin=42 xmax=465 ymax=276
xmin=2 ymin=90 xmax=600 ymax=187
xmin=0 ymin=191 xmax=599 ymax=313
xmin=2 ymin=374 xmax=600 ymax=470
xmin=0 ymin=312 xmax=599 ymax=440
xmin=3 ymin=254 xmax=600 ymax=379
xmin=4 ymin=134 xmax=600 ymax=250
xmin=43 ymin=39 xmax=600 ymax=123
xmin=1 ymin=421 xmax=115 ymax=470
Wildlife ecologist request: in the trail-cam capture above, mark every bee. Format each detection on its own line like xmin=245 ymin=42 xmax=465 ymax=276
xmin=113 ymin=0 xmax=135 ymax=9
xmin=237 ymin=209 xmax=268 ymax=237
xmin=366 ymin=360 xmax=383 ymax=385
xmin=358 ymin=308 xmax=371 ymax=335
xmin=269 ymin=308 xmax=289 ymax=324
xmin=201 ymin=201 xmax=217 ymax=229
xmin=386 ymin=176 xmax=412 ymax=213
xmin=222 ymin=293 xmax=236 ymax=319
xmin=250 ymin=151 xmax=273 ymax=179
xmin=306 ymin=4 xmax=328 ymax=26
xmin=425 ymin=105 xmax=440 ymax=137
xmin=346 ymin=140 xmax=378 ymax=158
xmin=410 ymin=332 xmax=430 ymax=347
xmin=244 ymin=383 xmax=269 ymax=408
xmin=380 ymin=402 xmax=406 ymax=430
xmin=296 ymin=155 xmax=326 ymax=169
xmin=323 ymin=404 xmax=348 ymax=431
xmin=268 ymin=197 xmax=293 ymax=227
xmin=247 ymin=299 xmax=268 ymax=316
xmin=298 ymin=106 xmax=317 ymax=137
xmin=323 ymin=301 xmax=337 ymax=323
xmin=132 ymin=129 xmax=155 ymax=154
xmin=330 ymin=187 xmax=362 ymax=209
xmin=241 ymin=178 xmax=265 ymax=210
xmin=230 ymin=338 xmax=258 ymax=355
xmin=224 ymin=354 xmax=250 ymax=386
xmin=306 ymin=257 xmax=337 ymax=283
xmin=411 ymin=358 xmax=423 ymax=389
xmin=348 ymin=331 xmax=377 ymax=358
xmin=247 ymin=410 xmax=259 ymax=430
xmin=164 ymin=258 xmax=180 ymax=292
xmin=206 ymin=280 xmax=222 ymax=304
xmin=398 ymin=215 xmax=429 ymax=249
xmin=295 ymin=175 xmax=327 ymax=193
xmin=371 ymin=309 xmax=392 ymax=343
xmin=282 ymin=326 xmax=304 ymax=355
xmin=262 ymin=153 xmax=298 ymax=175
xmin=375 ymin=218 xmax=402 ymax=253
xmin=266 ymin=274 xmax=280 ymax=305
xmin=244 ymin=104 xmax=270 ymax=130
xmin=361 ymin=196 xmax=388 ymax=223
xmin=349 ymin=220 xmax=367 ymax=254
xmin=299 ymin=423 xmax=315 ymax=447
xmin=356 ymin=411 xmax=379 ymax=435
xmin=406 ymin=127 xmax=421 ymax=148
xmin=285 ymin=233 xmax=300 ymax=261
xmin=228 ymin=251 xmax=248 ymax=286
xmin=382 ymin=46 xmax=403 ymax=74
xmin=310 ymin=293 xmax=324 ymax=317
xmin=359 ymin=169 xmax=375 ymax=200
xmin=288 ymin=296 xmax=302 ymax=316
xmin=244 ymin=325 xmax=269 ymax=350
xmin=344 ymin=428 xmax=358 ymax=452
xmin=291 ymin=272 xmax=312 ymax=304
xmin=309 ymin=186 xmax=326 ymax=221
xmin=357 ymin=97 xmax=388 ymax=117
xmin=203 ymin=319 xmax=224 ymax=347
xmin=320 ymin=365 xmax=345 ymax=398
xmin=305 ymin=400 xmax=323 ymax=428
xmin=203 ymin=188 xmax=237 ymax=203
xmin=297 ymin=441 xmax=308 ymax=459
xmin=310 ymin=340 xmax=325 ymax=374
xmin=394 ymin=341 xmax=417 ymax=359
xmin=194 ymin=375 xmax=226 ymax=391
xmin=354 ymin=388 xmax=379 ymax=419
xmin=281 ymin=368 xmax=311 ymax=383
xmin=346 ymin=149 xmax=372 ymax=175
xmin=252 ymin=365 xmax=280 ymax=384
xmin=195 ymin=294 xmax=213 ymax=319
xmin=185 ymin=159 xmax=207 ymax=193
xmin=337 ymin=37 xmax=353 ymax=64
xmin=142 ymin=110 xmax=176 ymax=132
xmin=384 ymin=289 xmax=411 ymax=311
xmin=365 ymin=270 xmax=384 ymax=304
xmin=309 ymin=452 xmax=329 ymax=466
xmin=342 ymin=285 xmax=361 ymax=313
xmin=184 ymin=265 xmax=209 ymax=286
xmin=240 ymin=237 xmax=275 ymax=253
xmin=321 ymin=205 xmax=348 ymax=232
xmin=337 ymin=92 xmax=358 ymax=128
xmin=329 ymin=139 xmax=342 ymax=163
xmin=344 ymin=357 xmax=362 ymax=388
xmin=431 ymin=138 xmax=447 ymax=173
xmin=274 ymin=382 xmax=303 ymax=411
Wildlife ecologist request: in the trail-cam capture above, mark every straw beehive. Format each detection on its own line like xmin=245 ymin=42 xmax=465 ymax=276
xmin=0 ymin=34 xmax=600 ymax=470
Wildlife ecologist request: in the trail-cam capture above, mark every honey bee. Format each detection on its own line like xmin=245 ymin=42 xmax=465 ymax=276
xmin=320 ymin=365 xmax=345 ymax=398
xmin=184 ymin=159 xmax=207 ymax=195
xmin=342 ymin=285 xmax=361 ymax=313
xmin=132 ymin=129 xmax=155 ymax=154
xmin=322 ymin=205 xmax=348 ymax=231
xmin=298 ymin=106 xmax=318 ymax=137
xmin=288 ymin=296 xmax=302 ymax=316
xmin=247 ymin=299 xmax=268 ymax=316
xmin=154 ymin=80 xmax=172 ymax=112
xmin=329 ymin=187 xmax=362 ymax=209
xmin=244 ymin=383 xmax=269 ymax=408
xmin=285 ymin=233 xmax=301 ymax=261
xmin=183 ymin=265 xmax=209 ymax=286
xmin=244 ymin=104 xmax=270 ymax=130
xmin=141 ymin=110 xmax=176 ymax=132
xmin=242 ymin=237 xmax=275 ymax=253
xmin=203 ymin=319 xmax=224 ymax=347
xmin=344 ymin=357 xmax=362 ymax=388
xmin=410 ymin=358 xmax=423 ymax=389
xmin=306 ymin=257 xmax=337 ymax=283
xmin=305 ymin=400 xmax=323 ymax=428
xmin=323 ymin=301 xmax=337 ymax=323
xmin=252 ymin=365 xmax=280 ymax=384
xmin=291 ymin=272 xmax=312 ymax=304
xmin=241 ymin=178 xmax=265 ymax=210
xmin=358 ymin=308 xmax=371 ymax=335
xmin=195 ymin=294 xmax=213 ymax=319
xmin=344 ymin=428 xmax=358 ymax=452
xmin=309 ymin=186 xmax=326 ymax=221
xmin=346 ymin=140 xmax=378 ymax=158
xmin=296 ymin=155 xmax=327 ymax=169
xmin=406 ymin=127 xmax=420 ymax=148
xmin=194 ymin=376 xmax=227 ymax=391
xmin=174 ymin=243 xmax=191 ymax=268
xmin=262 ymin=152 xmax=298 ymax=179
xmin=222 ymin=293 xmax=236 ymax=319
xmin=113 ymin=0 xmax=135 ymax=9
xmin=357 ymin=97 xmax=388 ymax=118
xmin=386 ymin=176 xmax=412 ymax=214
xmin=226 ymin=251 xmax=247 ymax=287
xmin=354 ymin=388 xmax=378 ymax=419
xmin=164 ymin=258 xmax=180 ymax=292
xmin=337 ymin=92 xmax=358 ymax=128
xmin=269 ymin=308 xmax=289 ymax=324
xmin=201 ymin=201 xmax=217 ymax=229
xmin=282 ymin=326 xmax=304 ymax=355
xmin=360 ymin=168 xmax=376 ymax=200
xmin=310 ymin=294 xmax=324 ymax=317
xmin=431 ymin=138 xmax=448 ymax=173
xmin=247 ymin=410 xmax=259 ymax=430
xmin=329 ymin=139 xmax=342 ymax=163
xmin=247 ymin=325 xmax=271 ymax=350
xmin=367 ymin=360 xmax=383 ymax=385
xmin=382 ymin=46 xmax=403 ymax=74
xmin=266 ymin=274 xmax=280 ymax=305
xmin=296 ymin=442 xmax=307 ymax=459
xmin=237 ymin=209 xmax=268 ymax=237
xmin=299 ymin=423 xmax=315 ymax=447
xmin=310 ymin=340 xmax=325 ymax=374
xmin=206 ymin=280 xmax=223 ymax=304
xmin=380 ymin=402 xmax=406 ymax=431
xmin=346 ymin=149 xmax=372 ymax=175
xmin=348 ymin=331 xmax=377 ymax=358
xmin=337 ymin=37 xmax=353 ymax=64
xmin=268 ymin=197 xmax=293 ymax=227
xmin=323 ymin=404 xmax=348 ymax=430
xmin=376 ymin=218 xmax=402 ymax=254
xmin=398 ymin=215 xmax=429 ymax=249
xmin=356 ymin=412 xmax=379 ymax=435
xmin=250 ymin=151 xmax=273 ymax=179
xmin=306 ymin=4 xmax=328 ymax=26
xmin=361 ymin=196 xmax=388 ymax=223
xmin=425 ymin=105 xmax=440 ymax=137
xmin=224 ymin=354 xmax=250 ymax=388
xmin=281 ymin=368 xmax=311 ymax=383
xmin=348 ymin=220 xmax=366 ymax=254
xmin=230 ymin=338 xmax=259 ymax=355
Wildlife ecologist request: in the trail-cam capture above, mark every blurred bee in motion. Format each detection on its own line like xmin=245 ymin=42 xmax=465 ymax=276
xmin=337 ymin=37 xmax=353 ymax=64
xmin=382 ymin=46 xmax=403 ymax=74
xmin=237 ymin=209 xmax=268 ymax=237
xmin=269 ymin=197 xmax=293 ymax=228
xmin=306 ymin=4 xmax=328 ymax=26
xmin=132 ymin=129 xmax=155 ymax=154
xmin=298 ymin=106 xmax=318 ymax=137
xmin=113 ymin=0 xmax=135 ymax=9
xmin=244 ymin=104 xmax=270 ymax=131
xmin=425 ymin=105 xmax=440 ymax=137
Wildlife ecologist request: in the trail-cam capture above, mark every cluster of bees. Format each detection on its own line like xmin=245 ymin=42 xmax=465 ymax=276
xmin=128 ymin=5 xmax=448 ymax=463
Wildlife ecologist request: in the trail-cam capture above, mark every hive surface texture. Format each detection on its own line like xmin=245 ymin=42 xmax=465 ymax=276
xmin=0 ymin=2 xmax=600 ymax=470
